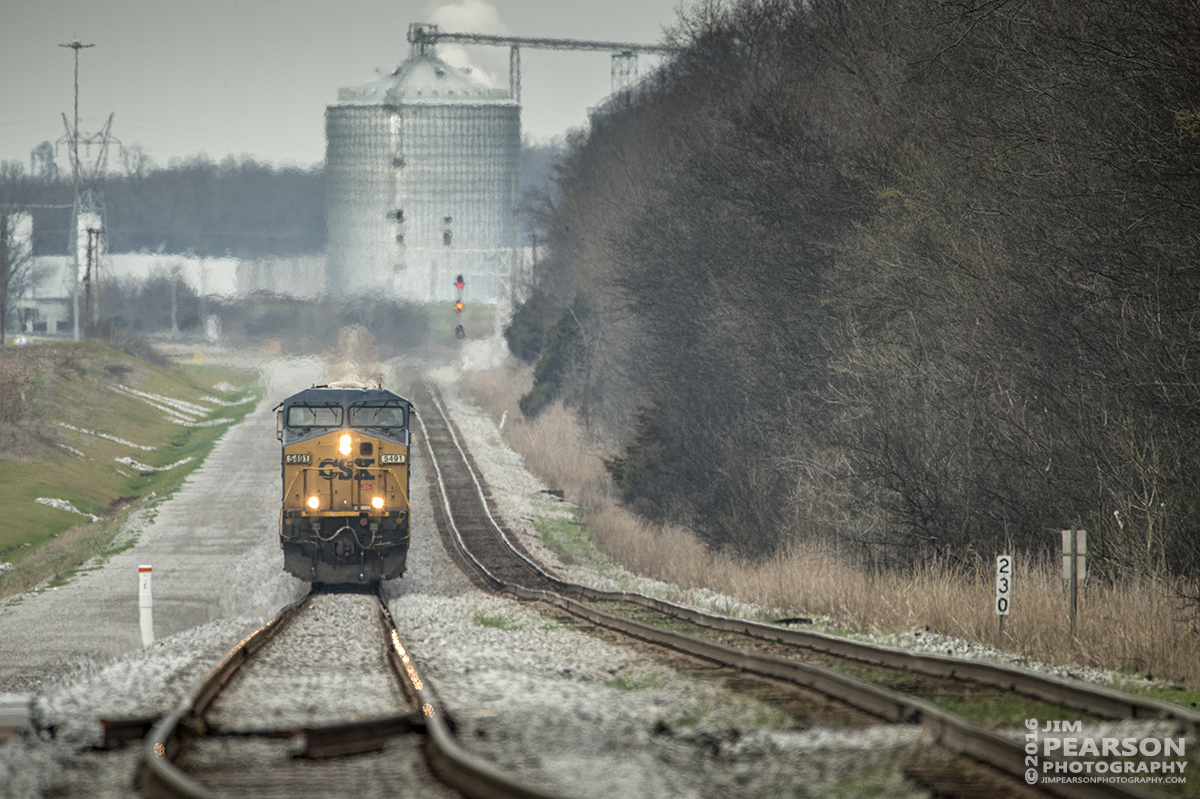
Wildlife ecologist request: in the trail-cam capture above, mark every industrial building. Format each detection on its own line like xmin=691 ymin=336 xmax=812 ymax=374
xmin=325 ymin=52 xmax=520 ymax=305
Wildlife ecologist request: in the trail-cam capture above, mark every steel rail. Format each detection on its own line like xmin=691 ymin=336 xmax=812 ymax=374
xmin=421 ymin=384 xmax=1178 ymax=799
xmin=140 ymin=582 xmax=568 ymax=799
xmin=141 ymin=597 xmax=310 ymax=799
xmin=593 ymin=590 xmax=1200 ymax=737
xmin=422 ymin=385 xmax=1200 ymax=734
xmin=378 ymin=598 xmax=571 ymax=799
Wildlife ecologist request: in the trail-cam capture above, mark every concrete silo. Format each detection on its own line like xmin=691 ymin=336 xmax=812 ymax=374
xmin=325 ymin=54 xmax=520 ymax=304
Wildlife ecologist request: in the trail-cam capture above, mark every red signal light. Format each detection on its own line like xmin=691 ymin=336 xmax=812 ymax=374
xmin=454 ymin=300 xmax=464 ymax=314
xmin=454 ymin=274 xmax=464 ymax=290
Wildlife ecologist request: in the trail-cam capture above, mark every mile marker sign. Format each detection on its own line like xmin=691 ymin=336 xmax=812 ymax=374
xmin=995 ymin=555 xmax=1013 ymax=616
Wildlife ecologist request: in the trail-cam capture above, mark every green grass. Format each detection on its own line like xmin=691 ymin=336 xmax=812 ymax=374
xmin=1110 ymin=680 xmax=1200 ymax=712
xmin=472 ymin=611 xmax=525 ymax=631
xmin=929 ymin=692 xmax=1085 ymax=728
xmin=533 ymin=509 xmax=621 ymax=575
xmin=0 ymin=342 xmax=259 ymax=597
xmin=669 ymin=690 xmax=795 ymax=731
xmin=40 ymin=509 xmax=146 ymax=591
xmin=827 ymin=766 xmax=896 ymax=799
xmin=604 ymin=673 xmax=668 ymax=691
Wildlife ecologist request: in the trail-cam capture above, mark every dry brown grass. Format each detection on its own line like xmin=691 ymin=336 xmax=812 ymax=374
xmin=0 ymin=511 xmax=133 ymax=597
xmin=0 ymin=348 xmax=61 ymax=459
xmin=460 ymin=360 xmax=1200 ymax=688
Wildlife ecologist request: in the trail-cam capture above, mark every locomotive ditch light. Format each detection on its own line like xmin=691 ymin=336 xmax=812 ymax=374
xmin=372 ymin=497 xmax=385 ymax=509
xmin=307 ymin=496 xmax=320 ymax=509
xmin=339 ymin=434 xmax=352 ymax=455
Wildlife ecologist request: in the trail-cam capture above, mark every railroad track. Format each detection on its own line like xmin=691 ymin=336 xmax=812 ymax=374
xmin=418 ymin=382 xmax=1200 ymax=799
xmin=140 ymin=583 xmax=568 ymax=799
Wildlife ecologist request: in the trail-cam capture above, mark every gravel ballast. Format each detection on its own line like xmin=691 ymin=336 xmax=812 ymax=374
xmin=0 ymin=356 xmax=1010 ymax=798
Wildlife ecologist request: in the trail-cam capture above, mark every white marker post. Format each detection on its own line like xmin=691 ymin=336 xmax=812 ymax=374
xmin=995 ymin=555 xmax=1013 ymax=641
xmin=138 ymin=565 xmax=153 ymax=647
xmin=1061 ymin=529 xmax=1087 ymax=644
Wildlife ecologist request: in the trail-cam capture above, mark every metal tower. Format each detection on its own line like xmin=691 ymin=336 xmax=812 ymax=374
xmin=58 ymin=40 xmax=118 ymax=340
xmin=406 ymin=24 xmax=675 ymax=102
xmin=404 ymin=24 xmax=675 ymax=322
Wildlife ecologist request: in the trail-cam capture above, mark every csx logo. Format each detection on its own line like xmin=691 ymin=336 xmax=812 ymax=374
xmin=318 ymin=457 xmax=376 ymax=481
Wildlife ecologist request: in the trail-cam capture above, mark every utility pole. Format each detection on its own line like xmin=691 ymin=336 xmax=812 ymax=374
xmin=58 ymin=40 xmax=116 ymax=343
xmin=88 ymin=227 xmax=102 ymax=331
xmin=60 ymin=40 xmax=92 ymax=343
xmin=83 ymin=229 xmax=92 ymax=337
xmin=1 ymin=223 xmax=7 ymax=348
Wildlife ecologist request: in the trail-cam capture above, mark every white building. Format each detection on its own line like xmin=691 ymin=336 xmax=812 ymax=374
xmin=13 ymin=251 xmax=326 ymax=335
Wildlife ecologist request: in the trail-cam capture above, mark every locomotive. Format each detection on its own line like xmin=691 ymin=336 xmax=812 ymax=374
xmin=276 ymin=381 xmax=414 ymax=583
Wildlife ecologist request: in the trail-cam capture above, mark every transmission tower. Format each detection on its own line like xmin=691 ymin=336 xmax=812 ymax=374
xmin=58 ymin=40 xmax=118 ymax=341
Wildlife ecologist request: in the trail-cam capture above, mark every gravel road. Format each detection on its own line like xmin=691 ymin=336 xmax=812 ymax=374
xmin=0 ymin=355 xmax=315 ymax=695
xmin=0 ymin=355 xmax=935 ymax=799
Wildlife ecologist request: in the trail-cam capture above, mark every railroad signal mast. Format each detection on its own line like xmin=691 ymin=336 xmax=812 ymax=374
xmin=406 ymin=25 xmax=675 ymax=342
xmin=453 ymin=274 xmax=465 ymax=339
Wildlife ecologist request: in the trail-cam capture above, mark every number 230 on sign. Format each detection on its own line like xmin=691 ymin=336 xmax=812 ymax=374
xmin=995 ymin=555 xmax=1012 ymax=616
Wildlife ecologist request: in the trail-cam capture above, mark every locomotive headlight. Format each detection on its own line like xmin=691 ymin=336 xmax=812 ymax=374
xmin=339 ymin=434 xmax=352 ymax=455
xmin=372 ymin=496 xmax=384 ymax=509
xmin=307 ymin=496 xmax=320 ymax=509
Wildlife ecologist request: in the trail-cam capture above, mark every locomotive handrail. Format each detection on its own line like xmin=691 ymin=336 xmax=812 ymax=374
xmin=375 ymin=465 xmax=411 ymax=511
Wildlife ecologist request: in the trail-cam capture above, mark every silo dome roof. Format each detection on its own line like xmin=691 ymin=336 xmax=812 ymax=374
xmin=336 ymin=55 xmax=513 ymax=105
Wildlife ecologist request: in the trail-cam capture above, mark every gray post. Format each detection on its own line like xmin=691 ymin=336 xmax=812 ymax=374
xmin=1061 ymin=529 xmax=1087 ymax=647
xmin=1068 ymin=529 xmax=1077 ymax=641
xmin=509 ymin=45 xmax=521 ymax=103
xmin=170 ymin=269 xmax=178 ymax=338
xmin=1 ymin=223 xmax=6 ymax=347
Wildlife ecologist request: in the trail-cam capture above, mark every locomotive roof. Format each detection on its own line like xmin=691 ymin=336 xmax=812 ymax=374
xmin=282 ymin=385 xmax=412 ymax=408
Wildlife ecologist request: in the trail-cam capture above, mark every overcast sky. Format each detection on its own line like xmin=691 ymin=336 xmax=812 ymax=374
xmin=1 ymin=0 xmax=683 ymax=172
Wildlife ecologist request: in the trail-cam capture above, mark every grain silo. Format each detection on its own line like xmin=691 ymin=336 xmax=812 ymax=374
xmin=326 ymin=53 xmax=520 ymax=303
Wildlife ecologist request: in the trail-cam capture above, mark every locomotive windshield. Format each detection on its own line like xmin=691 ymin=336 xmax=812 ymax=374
xmin=287 ymin=406 xmax=342 ymax=427
xmin=350 ymin=405 xmax=406 ymax=428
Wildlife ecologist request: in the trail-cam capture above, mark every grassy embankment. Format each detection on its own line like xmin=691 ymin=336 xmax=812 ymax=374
xmin=0 ymin=341 xmax=259 ymax=598
xmin=462 ymin=361 xmax=1200 ymax=704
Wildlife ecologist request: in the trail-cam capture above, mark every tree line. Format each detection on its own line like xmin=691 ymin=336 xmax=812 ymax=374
xmin=506 ymin=0 xmax=1200 ymax=592
xmin=0 ymin=152 xmax=325 ymax=258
